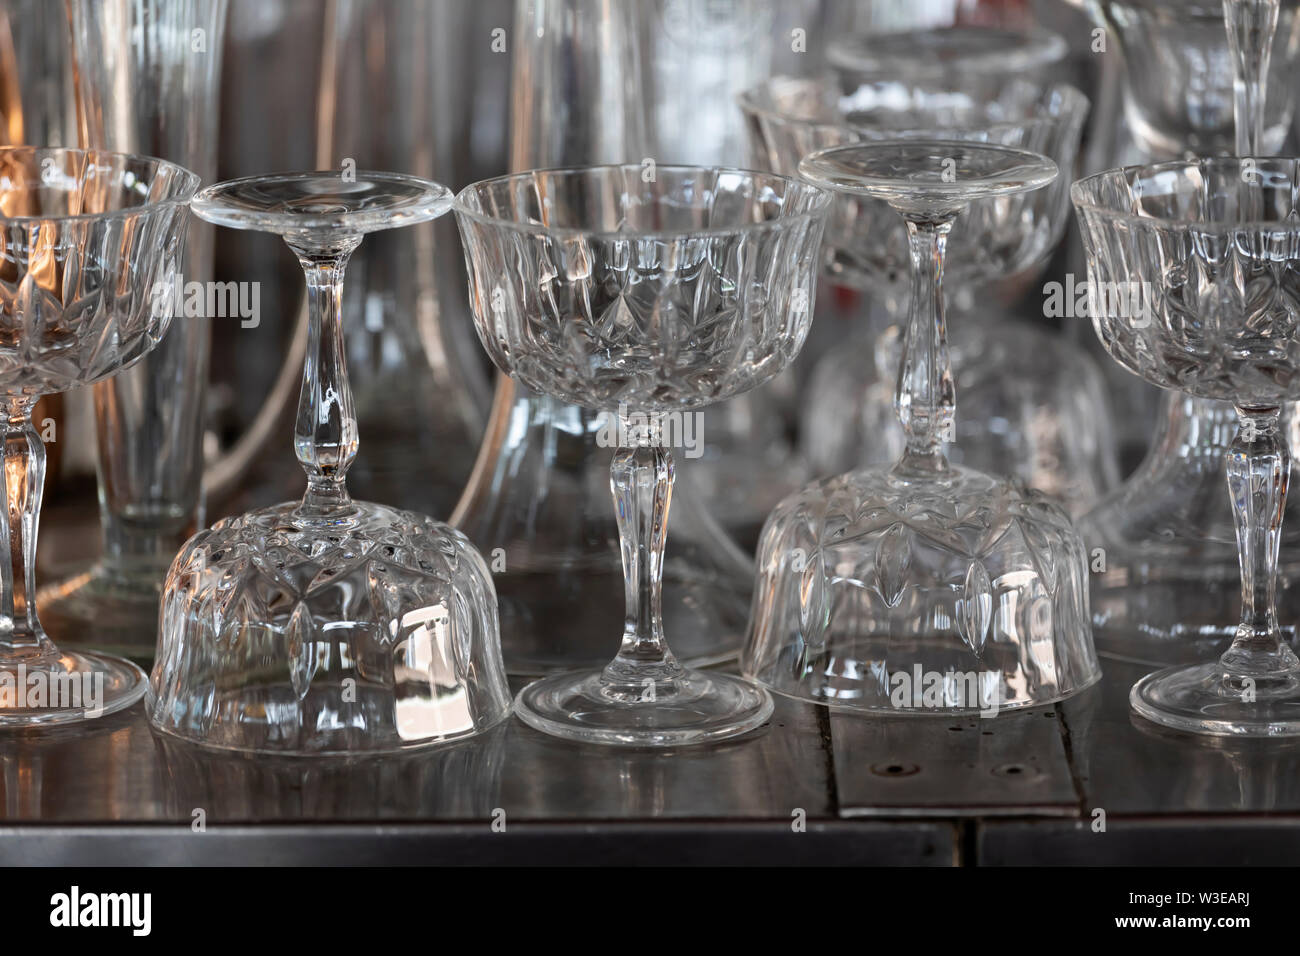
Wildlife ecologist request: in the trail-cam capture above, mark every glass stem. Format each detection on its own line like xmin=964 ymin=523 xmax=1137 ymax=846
xmin=894 ymin=214 xmax=956 ymax=476
xmin=604 ymin=417 xmax=683 ymax=692
xmin=1225 ymin=0 xmax=1280 ymax=155
xmin=288 ymin=237 xmax=361 ymax=518
xmin=1222 ymin=405 xmax=1299 ymax=677
xmin=0 ymin=397 xmax=54 ymax=664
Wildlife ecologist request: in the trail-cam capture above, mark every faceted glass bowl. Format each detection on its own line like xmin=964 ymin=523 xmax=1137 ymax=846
xmin=0 ymin=147 xmax=197 ymax=394
xmin=455 ymin=165 xmax=829 ymax=413
xmin=1074 ymin=158 xmax=1300 ymax=406
xmin=743 ymin=464 xmax=1100 ymax=712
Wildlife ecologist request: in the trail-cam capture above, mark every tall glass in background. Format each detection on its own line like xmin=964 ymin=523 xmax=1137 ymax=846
xmin=40 ymin=0 xmax=228 ymax=660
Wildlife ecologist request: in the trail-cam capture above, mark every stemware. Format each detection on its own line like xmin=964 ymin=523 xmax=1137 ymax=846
xmin=455 ymin=164 xmax=829 ymax=746
xmin=453 ymin=0 xmax=758 ymax=678
xmin=0 ymin=146 xmax=197 ymax=726
xmin=147 ymin=170 xmax=511 ymax=755
xmin=739 ymin=71 xmax=1116 ymax=514
xmin=744 ymin=141 xmax=1101 ymax=714
xmin=1075 ymin=0 xmax=1300 ymax=665
xmin=1073 ymin=157 xmax=1300 ymax=735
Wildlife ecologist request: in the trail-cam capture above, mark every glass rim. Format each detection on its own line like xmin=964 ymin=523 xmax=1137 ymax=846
xmin=825 ymin=25 xmax=1068 ymax=77
xmin=0 ymin=146 xmax=200 ymax=225
xmin=452 ymin=163 xmax=831 ymax=241
xmin=1071 ymin=156 xmax=1300 ymax=230
xmin=735 ymin=77 xmax=1088 ymax=144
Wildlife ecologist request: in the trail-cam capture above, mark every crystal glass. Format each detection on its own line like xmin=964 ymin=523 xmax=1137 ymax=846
xmin=147 ymin=171 xmax=511 ymax=755
xmin=0 ymin=146 xmax=197 ymax=726
xmin=456 ymin=164 xmax=829 ymax=746
xmin=1075 ymin=0 xmax=1300 ymax=665
xmin=739 ymin=73 xmax=1118 ymax=513
xmin=453 ymin=0 xmax=758 ymax=677
xmin=744 ymin=141 xmax=1101 ymax=714
xmin=1074 ymin=157 xmax=1300 ymax=736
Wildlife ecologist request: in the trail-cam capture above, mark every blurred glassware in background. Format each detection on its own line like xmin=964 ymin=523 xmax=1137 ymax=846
xmin=453 ymin=0 xmax=767 ymax=674
xmin=311 ymin=0 xmax=492 ymax=518
xmin=1072 ymin=0 xmax=1300 ymax=666
xmin=37 ymin=0 xmax=228 ymax=663
xmin=640 ymin=0 xmax=824 ymax=549
xmin=741 ymin=52 xmax=1118 ymax=515
xmin=208 ymin=0 xmax=502 ymax=523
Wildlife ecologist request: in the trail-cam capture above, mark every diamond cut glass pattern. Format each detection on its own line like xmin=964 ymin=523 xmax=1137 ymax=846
xmin=456 ymin=165 xmax=829 ymax=747
xmin=148 ymin=171 xmax=511 ymax=755
xmin=0 ymin=147 xmax=197 ymax=727
xmin=1074 ymin=157 xmax=1300 ymax=736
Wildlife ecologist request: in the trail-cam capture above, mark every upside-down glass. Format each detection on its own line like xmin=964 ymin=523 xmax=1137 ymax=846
xmin=744 ymin=141 xmax=1102 ymax=714
xmin=0 ymin=147 xmax=197 ymax=726
xmin=739 ymin=72 xmax=1117 ymax=513
xmin=1073 ymin=157 xmax=1300 ymax=736
xmin=147 ymin=171 xmax=511 ymax=755
xmin=456 ymin=165 xmax=829 ymax=746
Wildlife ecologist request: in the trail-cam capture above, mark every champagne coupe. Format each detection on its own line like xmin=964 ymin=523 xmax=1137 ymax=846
xmin=455 ymin=165 xmax=829 ymax=746
xmin=1075 ymin=0 xmax=1300 ymax=665
xmin=744 ymin=141 xmax=1101 ymax=714
xmin=1074 ymin=157 xmax=1300 ymax=735
xmin=0 ymin=147 xmax=197 ymax=726
xmin=147 ymin=170 xmax=511 ymax=755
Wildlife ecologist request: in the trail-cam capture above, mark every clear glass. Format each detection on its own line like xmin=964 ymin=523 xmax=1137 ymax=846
xmin=38 ymin=0 xmax=228 ymax=661
xmin=739 ymin=73 xmax=1118 ymax=514
xmin=453 ymin=0 xmax=758 ymax=677
xmin=1077 ymin=0 xmax=1300 ymax=666
xmin=744 ymin=141 xmax=1101 ymax=714
xmin=455 ymin=164 xmax=829 ymax=746
xmin=1074 ymin=157 xmax=1300 ymax=736
xmin=147 ymin=171 xmax=511 ymax=755
xmin=0 ymin=147 xmax=197 ymax=726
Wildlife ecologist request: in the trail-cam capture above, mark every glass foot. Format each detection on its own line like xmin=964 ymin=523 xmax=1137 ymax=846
xmin=515 ymin=668 xmax=773 ymax=747
xmin=0 ymin=651 xmax=145 ymax=727
xmin=1131 ymin=662 xmax=1300 ymax=737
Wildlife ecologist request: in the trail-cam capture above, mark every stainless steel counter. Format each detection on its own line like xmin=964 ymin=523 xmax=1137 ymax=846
xmin=4 ymin=657 xmax=1297 ymax=865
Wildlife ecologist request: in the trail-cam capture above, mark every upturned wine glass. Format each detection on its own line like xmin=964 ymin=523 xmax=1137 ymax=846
xmin=744 ymin=142 xmax=1101 ymax=714
xmin=147 ymin=170 xmax=511 ymax=755
xmin=1074 ymin=157 xmax=1300 ymax=736
xmin=455 ymin=164 xmax=830 ymax=746
xmin=0 ymin=146 xmax=197 ymax=726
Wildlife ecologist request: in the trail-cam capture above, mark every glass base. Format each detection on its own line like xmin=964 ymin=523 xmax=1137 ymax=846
xmin=514 ymin=667 xmax=773 ymax=747
xmin=147 ymin=499 xmax=512 ymax=756
xmin=1131 ymin=661 xmax=1300 ymax=737
xmin=0 ymin=650 xmax=145 ymax=727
